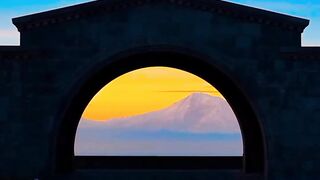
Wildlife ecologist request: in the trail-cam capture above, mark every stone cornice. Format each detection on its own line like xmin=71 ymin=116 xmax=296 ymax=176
xmin=12 ymin=0 xmax=309 ymax=33
xmin=0 ymin=46 xmax=46 ymax=60
xmin=281 ymin=47 xmax=320 ymax=60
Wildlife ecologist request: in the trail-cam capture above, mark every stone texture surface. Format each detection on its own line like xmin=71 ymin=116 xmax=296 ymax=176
xmin=0 ymin=0 xmax=319 ymax=179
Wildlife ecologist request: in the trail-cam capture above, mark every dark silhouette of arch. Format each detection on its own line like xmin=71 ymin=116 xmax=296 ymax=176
xmin=54 ymin=47 xmax=266 ymax=174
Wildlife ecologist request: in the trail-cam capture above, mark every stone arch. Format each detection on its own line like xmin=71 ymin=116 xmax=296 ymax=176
xmin=54 ymin=47 xmax=266 ymax=174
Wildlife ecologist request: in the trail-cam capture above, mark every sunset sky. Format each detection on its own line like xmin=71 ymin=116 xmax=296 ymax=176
xmin=82 ymin=67 xmax=222 ymax=120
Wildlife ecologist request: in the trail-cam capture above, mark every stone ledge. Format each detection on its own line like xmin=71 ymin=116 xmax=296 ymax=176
xmin=12 ymin=0 xmax=309 ymax=33
xmin=281 ymin=47 xmax=320 ymax=60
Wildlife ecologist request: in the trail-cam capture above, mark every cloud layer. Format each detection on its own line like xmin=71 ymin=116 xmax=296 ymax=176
xmin=0 ymin=29 xmax=19 ymax=45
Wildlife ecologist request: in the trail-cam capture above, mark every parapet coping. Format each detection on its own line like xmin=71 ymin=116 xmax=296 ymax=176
xmin=12 ymin=0 xmax=309 ymax=33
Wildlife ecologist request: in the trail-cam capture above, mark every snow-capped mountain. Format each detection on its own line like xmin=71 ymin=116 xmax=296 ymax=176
xmin=78 ymin=93 xmax=240 ymax=134
xmin=75 ymin=93 xmax=242 ymax=156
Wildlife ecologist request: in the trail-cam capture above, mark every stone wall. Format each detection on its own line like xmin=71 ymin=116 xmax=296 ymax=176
xmin=0 ymin=2 xmax=319 ymax=179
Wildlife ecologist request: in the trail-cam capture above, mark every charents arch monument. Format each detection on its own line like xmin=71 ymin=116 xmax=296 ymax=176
xmin=0 ymin=0 xmax=319 ymax=179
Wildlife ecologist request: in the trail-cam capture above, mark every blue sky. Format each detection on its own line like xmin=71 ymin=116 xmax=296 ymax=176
xmin=0 ymin=0 xmax=319 ymax=45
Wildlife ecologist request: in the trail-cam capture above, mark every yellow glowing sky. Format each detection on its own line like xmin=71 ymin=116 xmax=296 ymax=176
xmin=82 ymin=67 xmax=223 ymax=121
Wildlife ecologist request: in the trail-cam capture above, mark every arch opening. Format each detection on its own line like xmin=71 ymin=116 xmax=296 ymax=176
xmin=55 ymin=50 xmax=265 ymax=174
xmin=75 ymin=67 xmax=243 ymax=157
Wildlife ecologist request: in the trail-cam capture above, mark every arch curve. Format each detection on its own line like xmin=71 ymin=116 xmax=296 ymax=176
xmin=54 ymin=47 xmax=266 ymax=174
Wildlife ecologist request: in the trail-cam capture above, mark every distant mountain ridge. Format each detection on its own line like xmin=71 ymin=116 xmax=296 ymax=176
xmin=80 ymin=93 xmax=241 ymax=134
xmin=76 ymin=93 xmax=243 ymax=156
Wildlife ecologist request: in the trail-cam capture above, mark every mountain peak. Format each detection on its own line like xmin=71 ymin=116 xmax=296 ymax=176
xmin=186 ymin=92 xmax=213 ymax=100
xmin=173 ymin=92 xmax=226 ymax=110
xmin=185 ymin=92 xmax=224 ymax=101
xmin=81 ymin=92 xmax=240 ymax=134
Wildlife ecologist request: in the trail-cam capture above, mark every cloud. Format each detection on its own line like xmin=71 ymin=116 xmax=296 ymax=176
xmin=0 ymin=29 xmax=19 ymax=45
xmin=157 ymin=90 xmax=219 ymax=93
xmin=75 ymin=138 xmax=243 ymax=156
xmin=0 ymin=29 xmax=18 ymax=37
